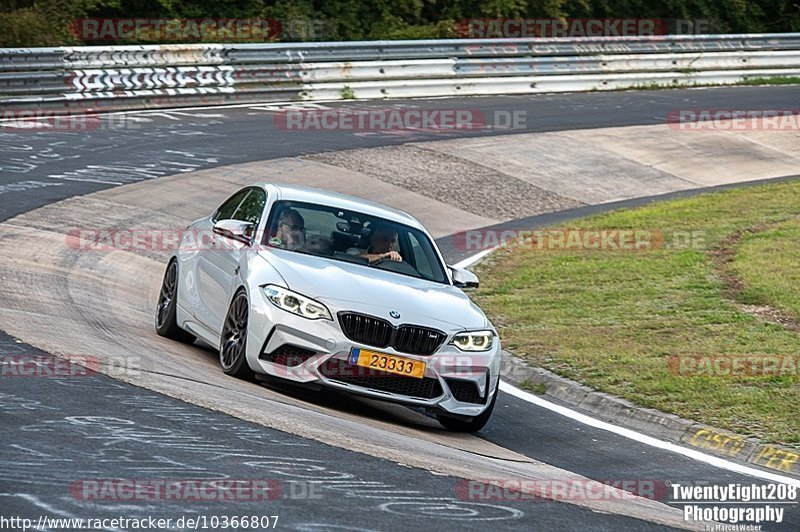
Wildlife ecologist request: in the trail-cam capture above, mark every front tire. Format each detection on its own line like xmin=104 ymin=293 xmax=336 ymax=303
xmin=155 ymin=259 xmax=195 ymax=343
xmin=219 ymin=290 xmax=256 ymax=380
xmin=436 ymin=386 xmax=498 ymax=432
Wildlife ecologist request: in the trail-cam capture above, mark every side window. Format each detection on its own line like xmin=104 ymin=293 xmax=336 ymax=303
xmin=213 ymin=189 xmax=249 ymax=222
xmin=233 ymin=188 xmax=267 ymax=224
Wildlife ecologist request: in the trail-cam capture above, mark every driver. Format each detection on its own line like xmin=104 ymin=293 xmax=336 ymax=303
xmin=271 ymin=208 xmax=305 ymax=250
xmin=347 ymin=221 xmax=403 ymax=263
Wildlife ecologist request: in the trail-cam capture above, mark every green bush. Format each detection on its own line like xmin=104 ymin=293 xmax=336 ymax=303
xmin=1 ymin=0 xmax=798 ymax=47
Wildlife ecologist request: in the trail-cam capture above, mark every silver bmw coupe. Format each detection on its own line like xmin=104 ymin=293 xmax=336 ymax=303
xmin=155 ymin=184 xmax=501 ymax=431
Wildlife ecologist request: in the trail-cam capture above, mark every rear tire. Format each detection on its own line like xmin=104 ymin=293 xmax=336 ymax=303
xmin=436 ymin=386 xmax=498 ymax=432
xmin=155 ymin=260 xmax=196 ymax=343
xmin=219 ymin=290 xmax=256 ymax=380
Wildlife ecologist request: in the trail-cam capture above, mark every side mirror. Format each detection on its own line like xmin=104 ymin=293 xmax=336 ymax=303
xmin=213 ymin=219 xmax=255 ymax=245
xmin=449 ymin=266 xmax=479 ymax=289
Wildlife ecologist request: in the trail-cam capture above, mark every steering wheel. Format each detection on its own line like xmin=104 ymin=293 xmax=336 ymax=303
xmin=372 ymin=258 xmax=422 ymax=278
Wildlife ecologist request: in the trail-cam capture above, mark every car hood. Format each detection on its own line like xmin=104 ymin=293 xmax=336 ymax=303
xmin=258 ymin=249 xmax=488 ymax=331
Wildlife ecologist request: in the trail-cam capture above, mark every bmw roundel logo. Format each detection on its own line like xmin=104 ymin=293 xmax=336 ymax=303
xmin=389 ymin=310 xmax=401 ymax=319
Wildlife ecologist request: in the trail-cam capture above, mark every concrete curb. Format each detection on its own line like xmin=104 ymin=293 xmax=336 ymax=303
xmin=499 ymin=353 xmax=800 ymax=480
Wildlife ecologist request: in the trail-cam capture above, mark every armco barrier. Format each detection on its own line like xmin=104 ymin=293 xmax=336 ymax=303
xmin=1 ymin=34 xmax=799 ymax=113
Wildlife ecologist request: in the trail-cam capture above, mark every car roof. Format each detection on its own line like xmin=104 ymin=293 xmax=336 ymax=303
xmin=260 ymin=183 xmax=424 ymax=230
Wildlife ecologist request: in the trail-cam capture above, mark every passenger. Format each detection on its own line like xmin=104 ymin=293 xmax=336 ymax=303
xmin=347 ymin=221 xmax=403 ymax=263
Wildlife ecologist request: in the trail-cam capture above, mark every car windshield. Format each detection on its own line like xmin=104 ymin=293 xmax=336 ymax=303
xmin=263 ymin=200 xmax=448 ymax=284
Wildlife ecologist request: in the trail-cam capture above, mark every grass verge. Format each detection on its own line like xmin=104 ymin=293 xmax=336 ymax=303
xmin=473 ymin=180 xmax=800 ymax=446
xmin=733 ymin=217 xmax=800 ymax=319
xmin=738 ymin=76 xmax=800 ymax=86
xmin=615 ymin=75 xmax=800 ymax=92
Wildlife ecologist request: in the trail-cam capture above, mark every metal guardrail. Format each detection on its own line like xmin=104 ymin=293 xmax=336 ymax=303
xmin=1 ymin=34 xmax=799 ymax=112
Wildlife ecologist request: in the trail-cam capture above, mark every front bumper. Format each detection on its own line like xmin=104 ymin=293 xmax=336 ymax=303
xmin=246 ymin=290 xmax=501 ymax=417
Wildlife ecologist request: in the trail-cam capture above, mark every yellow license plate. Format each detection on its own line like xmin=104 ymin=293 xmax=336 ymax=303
xmin=349 ymin=348 xmax=426 ymax=379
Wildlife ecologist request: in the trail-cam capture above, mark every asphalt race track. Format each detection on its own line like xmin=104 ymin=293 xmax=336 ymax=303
xmin=3 ymin=86 xmax=799 ymax=220
xmin=1 ymin=86 xmax=798 ymax=531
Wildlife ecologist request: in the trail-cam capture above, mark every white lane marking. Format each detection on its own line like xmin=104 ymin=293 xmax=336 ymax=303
xmin=0 ymin=100 xmax=345 ymax=123
xmin=500 ymin=382 xmax=800 ymax=486
xmin=50 ymin=175 xmax=123 ymax=185
xmin=453 ymin=246 xmax=498 ymax=270
xmin=247 ymin=102 xmax=332 ymax=112
xmin=135 ymin=112 xmax=181 ymax=120
xmin=159 ymin=111 xmax=228 ymax=118
xmin=0 ymin=180 xmax=63 ymax=195
xmin=454 ymin=246 xmax=800 ymax=485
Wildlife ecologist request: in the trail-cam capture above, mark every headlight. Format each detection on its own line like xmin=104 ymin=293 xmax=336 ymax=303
xmin=451 ymin=330 xmax=494 ymax=352
xmin=262 ymin=285 xmax=332 ymax=321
